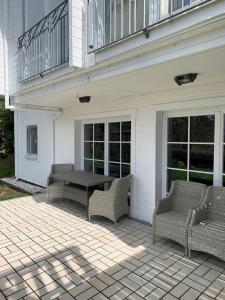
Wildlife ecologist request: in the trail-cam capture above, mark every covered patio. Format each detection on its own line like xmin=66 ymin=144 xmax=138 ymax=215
xmin=0 ymin=195 xmax=225 ymax=300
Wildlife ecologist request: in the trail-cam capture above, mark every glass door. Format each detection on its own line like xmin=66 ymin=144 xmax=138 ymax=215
xmin=166 ymin=114 xmax=215 ymax=192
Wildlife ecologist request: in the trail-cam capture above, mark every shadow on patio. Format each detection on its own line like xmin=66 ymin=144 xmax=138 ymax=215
xmin=0 ymin=194 xmax=225 ymax=299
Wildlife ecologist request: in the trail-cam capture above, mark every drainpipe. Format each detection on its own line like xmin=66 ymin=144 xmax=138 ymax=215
xmin=52 ymin=109 xmax=63 ymax=164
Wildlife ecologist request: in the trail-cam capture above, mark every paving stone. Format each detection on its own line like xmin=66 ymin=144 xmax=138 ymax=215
xmin=76 ymin=287 xmax=98 ymax=300
xmin=180 ymin=288 xmax=201 ymax=300
xmin=103 ymin=282 xmax=123 ymax=297
xmin=204 ymin=269 xmax=221 ymax=282
xmin=1 ymin=195 xmax=225 ymax=300
xmin=110 ymin=287 xmax=132 ymax=299
xmin=146 ymin=287 xmax=167 ymax=300
xmin=170 ymin=282 xmax=190 ymax=298
xmin=136 ymin=282 xmax=156 ymax=297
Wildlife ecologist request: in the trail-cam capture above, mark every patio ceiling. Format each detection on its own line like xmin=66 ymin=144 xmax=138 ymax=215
xmin=17 ymin=45 xmax=225 ymax=108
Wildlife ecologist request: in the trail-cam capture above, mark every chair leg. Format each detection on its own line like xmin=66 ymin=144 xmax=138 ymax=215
xmin=152 ymin=225 xmax=156 ymax=244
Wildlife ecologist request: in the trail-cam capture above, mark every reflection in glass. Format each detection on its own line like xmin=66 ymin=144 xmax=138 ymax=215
xmin=109 ymin=122 xmax=120 ymax=141
xmin=190 ymin=115 xmax=215 ymax=143
xmin=109 ymin=163 xmax=120 ymax=178
xmin=167 ymin=144 xmax=187 ymax=169
xmin=168 ymin=117 xmax=188 ymax=142
xmin=122 ymin=122 xmax=131 ymax=141
xmin=94 ymin=161 xmax=104 ymax=175
xmin=167 ymin=169 xmax=187 ymax=192
xmin=190 ymin=145 xmax=214 ymax=172
xmin=122 ymin=143 xmax=130 ymax=163
xmin=189 ymin=172 xmax=213 ymax=186
xmin=122 ymin=164 xmax=130 ymax=177
xmin=94 ymin=123 xmax=104 ymax=141
xmin=84 ymin=160 xmax=93 ymax=172
xmin=94 ymin=143 xmax=104 ymax=161
xmin=84 ymin=142 xmax=93 ymax=159
xmin=84 ymin=124 xmax=93 ymax=141
xmin=109 ymin=143 xmax=120 ymax=162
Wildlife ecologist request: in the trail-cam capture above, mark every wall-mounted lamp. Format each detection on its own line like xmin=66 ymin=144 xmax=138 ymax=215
xmin=79 ymin=96 xmax=91 ymax=103
xmin=174 ymin=73 xmax=198 ymax=86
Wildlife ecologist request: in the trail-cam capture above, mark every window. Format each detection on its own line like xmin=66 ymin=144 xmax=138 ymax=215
xmin=84 ymin=123 xmax=105 ymax=175
xmin=108 ymin=121 xmax=131 ymax=177
xmin=166 ymin=115 xmax=215 ymax=192
xmin=83 ymin=120 xmax=131 ymax=177
xmin=27 ymin=125 xmax=38 ymax=155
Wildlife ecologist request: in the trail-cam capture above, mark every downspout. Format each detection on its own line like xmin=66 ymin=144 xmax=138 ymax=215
xmin=52 ymin=110 xmax=63 ymax=164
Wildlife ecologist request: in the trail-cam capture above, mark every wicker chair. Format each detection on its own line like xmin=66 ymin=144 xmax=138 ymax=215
xmin=152 ymin=180 xmax=207 ymax=254
xmin=46 ymin=164 xmax=74 ymax=202
xmin=188 ymin=186 xmax=225 ymax=260
xmin=88 ymin=175 xmax=132 ymax=224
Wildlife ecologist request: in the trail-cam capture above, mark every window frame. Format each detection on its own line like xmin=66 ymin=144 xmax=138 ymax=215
xmin=26 ymin=125 xmax=38 ymax=156
xmin=163 ymin=110 xmax=223 ymax=196
xmin=81 ymin=117 xmax=131 ymax=177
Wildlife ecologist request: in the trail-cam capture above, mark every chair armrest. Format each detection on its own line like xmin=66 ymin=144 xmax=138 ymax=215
xmin=155 ymin=197 xmax=172 ymax=214
xmin=189 ymin=205 xmax=208 ymax=227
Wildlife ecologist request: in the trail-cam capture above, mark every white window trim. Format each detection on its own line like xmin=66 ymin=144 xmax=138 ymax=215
xmin=81 ymin=116 xmax=132 ymax=176
xmin=162 ymin=109 xmax=225 ymax=196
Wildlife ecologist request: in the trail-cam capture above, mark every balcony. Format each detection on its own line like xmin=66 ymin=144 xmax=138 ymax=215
xmin=18 ymin=0 xmax=69 ymax=82
xmin=88 ymin=0 xmax=213 ymax=52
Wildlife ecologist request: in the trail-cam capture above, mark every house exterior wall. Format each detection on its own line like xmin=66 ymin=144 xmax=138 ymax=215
xmin=8 ymin=0 xmax=225 ymax=224
xmin=0 ymin=0 xmax=7 ymax=96
xmin=15 ymin=110 xmax=54 ymax=187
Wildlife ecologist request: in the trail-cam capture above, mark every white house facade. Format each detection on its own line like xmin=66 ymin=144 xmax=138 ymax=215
xmin=1 ymin=0 xmax=225 ymax=223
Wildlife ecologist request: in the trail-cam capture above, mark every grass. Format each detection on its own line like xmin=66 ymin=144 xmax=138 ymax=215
xmin=0 ymin=155 xmax=28 ymax=201
xmin=0 ymin=182 xmax=28 ymax=201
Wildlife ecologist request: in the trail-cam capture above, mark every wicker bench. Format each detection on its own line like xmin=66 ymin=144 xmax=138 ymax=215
xmin=46 ymin=164 xmax=87 ymax=207
xmin=188 ymin=186 xmax=225 ymax=261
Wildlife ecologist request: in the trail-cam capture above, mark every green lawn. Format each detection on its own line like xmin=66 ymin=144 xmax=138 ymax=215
xmin=0 ymin=156 xmax=28 ymax=201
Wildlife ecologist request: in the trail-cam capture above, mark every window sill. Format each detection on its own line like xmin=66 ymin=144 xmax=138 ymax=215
xmin=25 ymin=154 xmax=38 ymax=161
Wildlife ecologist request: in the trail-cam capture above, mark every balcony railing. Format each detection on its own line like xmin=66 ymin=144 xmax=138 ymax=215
xmin=88 ymin=0 xmax=212 ymax=51
xmin=18 ymin=0 xmax=69 ymax=82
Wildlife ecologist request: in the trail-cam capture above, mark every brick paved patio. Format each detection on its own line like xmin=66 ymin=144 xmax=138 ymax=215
xmin=0 ymin=195 xmax=225 ymax=300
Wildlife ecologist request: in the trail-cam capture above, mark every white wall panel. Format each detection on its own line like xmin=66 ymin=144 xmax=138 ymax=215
xmin=16 ymin=110 xmax=53 ymax=187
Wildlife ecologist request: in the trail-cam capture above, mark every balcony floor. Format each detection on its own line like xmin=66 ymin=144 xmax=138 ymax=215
xmin=0 ymin=195 xmax=225 ymax=300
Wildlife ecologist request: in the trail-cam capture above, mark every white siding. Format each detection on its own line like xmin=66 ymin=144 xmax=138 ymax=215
xmin=69 ymin=0 xmax=84 ymax=68
xmin=7 ymin=0 xmax=23 ymax=95
xmin=0 ymin=0 xmax=6 ymax=96
xmin=15 ymin=110 xmax=53 ymax=187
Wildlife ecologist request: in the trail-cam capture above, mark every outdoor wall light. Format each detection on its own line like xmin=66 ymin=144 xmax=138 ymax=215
xmin=79 ymin=96 xmax=91 ymax=103
xmin=174 ymin=73 xmax=198 ymax=86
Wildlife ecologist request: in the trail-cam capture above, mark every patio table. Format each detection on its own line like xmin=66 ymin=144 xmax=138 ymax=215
xmin=50 ymin=170 xmax=114 ymax=218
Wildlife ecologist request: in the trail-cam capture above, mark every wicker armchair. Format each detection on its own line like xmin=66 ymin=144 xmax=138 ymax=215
xmin=153 ymin=180 xmax=207 ymax=254
xmin=88 ymin=175 xmax=132 ymax=224
xmin=46 ymin=164 xmax=74 ymax=202
xmin=188 ymin=186 xmax=225 ymax=260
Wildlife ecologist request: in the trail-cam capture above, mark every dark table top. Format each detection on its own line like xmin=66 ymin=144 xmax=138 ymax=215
xmin=50 ymin=170 xmax=114 ymax=187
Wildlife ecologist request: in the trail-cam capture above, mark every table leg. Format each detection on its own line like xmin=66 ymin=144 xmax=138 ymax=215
xmin=58 ymin=181 xmax=65 ymax=207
